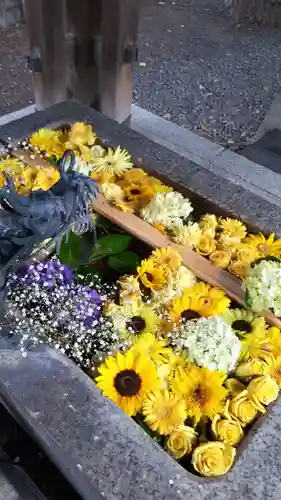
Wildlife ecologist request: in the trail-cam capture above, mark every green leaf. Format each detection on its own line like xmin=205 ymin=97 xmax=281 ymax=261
xmin=91 ymin=235 xmax=131 ymax=260
xmin=59 ymin=231 xmax=94 ymax=268
xmin=108 ymin=251 xmax=141 ymax=274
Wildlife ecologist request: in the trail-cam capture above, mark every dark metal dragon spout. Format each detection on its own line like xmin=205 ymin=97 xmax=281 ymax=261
xmin=0 ymin=150 xmax=98 ymax=293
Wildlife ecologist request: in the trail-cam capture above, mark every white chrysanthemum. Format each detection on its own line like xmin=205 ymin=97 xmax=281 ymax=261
xmin=175 ymin=317 xmax=241 ymax=373
xmin=99 ymin=182 xmax=123 ymax=201
xmin=244 ymin=260 xmax=281 ymax=317
xmin=172 ymin=222 xmax=201 ymax=247
xmin=140 ymin=192 xmax=193 ymax=229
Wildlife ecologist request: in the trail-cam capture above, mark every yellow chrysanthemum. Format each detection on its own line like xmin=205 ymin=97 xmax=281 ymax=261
xmin=96 ymin=350 xmax=160 ymax=416
xmin=32 ymin=167 xmax=60 ymax=191
xmin=220 ymin=309 xmax=266 ymax=337
xmin=14 ymin=166 xmax=37 ymax=194
xmin=170 ymin=365 xmax=228 ymax=423
xmin=168 ymin=293 xmax=205 ymax=324
xmin=266 ymin=327 xmax=281 ymax=357
xmin=137 ymin=259 xmax=167 ymax=290
xmin=142 ymin=389 xmax=187 ymax=435
xmin=0 ymin=157 xmax=23 ymax=174
xmin=150 ymin=247 xmax=182 ymax=272
xmin=185 ymin=282 xmax=230 ymax=316
xmin=92 ymin=146 xmax=133 ymax=177
xmin=29 ymin=128 xmax=65 ymax=159
xmin=199 ymin=214 xmax=218 ymax=235
xmin=243 ymin=233 xmax=281 ymax=259
xmin=131 ymin=333 xmax=172 ymax=364
xmin=219 ymin=218 xmax=247 ymax=241
xmin=67 ymin=122 xmax=96 ymax=147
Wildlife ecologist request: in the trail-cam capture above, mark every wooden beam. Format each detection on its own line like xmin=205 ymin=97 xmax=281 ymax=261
xmin=99 ymin=0 xmax=141 ymax=122
xmin=11 ymin=148 xmax=281 ymax=329
xmin=24 ymin=0 xmax=68 ymax=110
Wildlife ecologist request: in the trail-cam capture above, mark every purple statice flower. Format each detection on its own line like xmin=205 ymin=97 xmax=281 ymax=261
xmin=17 ymin=259 xmax=73 ymax=290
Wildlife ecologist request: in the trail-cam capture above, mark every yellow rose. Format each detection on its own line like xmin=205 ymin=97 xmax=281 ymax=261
xmin=196 ymin=234 xmax=216 ymax=256
xmin=247 ymin=374 xmax=279 ymax=413
xmin=225 ymin=378 xmax=246 ymax=397
xmin=211 ymin=415 xmax=243 ymax=446
xmin=166 ymin=425 xmax=197 ymax=459
xmin=228 ymin=260 xmax=250 ymax=279
xmin=209 ymin=250 xmax=231 ymax=269
xmin=235 ymin=358 xmax=271 ymax=379
xmin=199 ymin=214 xmax=218 ymax=234
xmin=192 ymin=442 xmax=236 ymax=477
xmin=236 ymin=245 xmax=258 ymax=264
xmin=225 ymin=390 xmax=258 ymax=426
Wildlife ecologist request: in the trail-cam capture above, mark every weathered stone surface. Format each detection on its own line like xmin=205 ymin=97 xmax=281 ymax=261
xmin=0 ymin=0 xmax=23 ymax=29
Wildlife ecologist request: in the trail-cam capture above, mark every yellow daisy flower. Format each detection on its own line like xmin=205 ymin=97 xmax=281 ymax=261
xmin=142 ymin=389 xmax=187 ymax=435
xmin=105 ymin=302 xmax=160 ymax=338
xmin=240 ymin=332 xmax=272 ymax=361
xmin=0 ymin=157 xmax=23 ymax=174
xmin=96 ymin=350 xmax=160 ymax=416
xmin=32 ymin=167 xmax=60 ymax=191
xmin=137 ymin=259 xmax=167 ymax=290
xmin=16 ymin=166 xmax=38 ymax=195
xmin=131 ymin=333 xmax=172 ymax=364
xmin=29 ymin=128 xmax=65 ymax=159
xmin=266 ymin=327 xmax=281 ymax=357
xmin=186 ymin=282 xmax=230 ymax=316
xmin=243 ymin=233 xmax=281 ymax=259
xmin=170 ymin=365 xmax=228 ymax=424
xmin=221 ymin=309 xmax=266 ymax=337
xmin=92 ymin=146 xmax=133 ymax=177
xmin=219 ymin=218 xmax=247 ymax=241
xmin=150 ymin=247 xmax=182 ymax=272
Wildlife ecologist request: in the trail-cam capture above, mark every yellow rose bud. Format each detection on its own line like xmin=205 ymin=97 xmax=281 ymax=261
xmin=196 ymin=234 xmax=216 ymax=256
xmin=211 ymin=415 xmax=243 ymax=446
xmin=209 ymin=250 xmax=231 ymax=269
xmin=192 ymin=442 xmax=236 ymax=477
xmin=225 ymin=390 xmax=258 ymax=426
xmin=166 ymin=425 xmax=197 ymax=459
xmin=225 ymin=378 xmax=246 ymax=397
xmin=247 ymin=374 xmax=279 ymax=413
xmin=228 ymin=260 xmax=250 ymax=279
xmin=235 ymin=358 xmax=271 ymax=379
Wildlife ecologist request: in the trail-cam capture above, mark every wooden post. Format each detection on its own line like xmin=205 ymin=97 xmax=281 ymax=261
xmin=24 ymin=0 xmax=68 ymax=110
xmin=99 ymin=0 xmax=141 ymax=123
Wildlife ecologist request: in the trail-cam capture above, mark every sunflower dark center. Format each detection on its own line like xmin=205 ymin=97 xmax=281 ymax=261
xmin=145 ymin=272 xmax=154 ymax=283
xmin=130 ymin=189 xmax=141 ymax=196
xmin=114 ymin=369 xmax=142 ymax=396
xmin=194 ymin=385 xmax=207 ymax=404
xmin=181 ymin=310 xmax=200 ymax=321
xmin=126 ymin=316 xmax=146 ymax=333
xmin=232 ymin=320 xmax=252 ymax=333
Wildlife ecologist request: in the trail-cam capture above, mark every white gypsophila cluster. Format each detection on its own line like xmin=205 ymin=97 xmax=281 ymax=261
xmin=140 ymin=191 xmax=193 ymax=229
xmin=244 ymin=260 xmax=281 ymax=317
xmin=175 ymin=317 xmax=241 ymax=373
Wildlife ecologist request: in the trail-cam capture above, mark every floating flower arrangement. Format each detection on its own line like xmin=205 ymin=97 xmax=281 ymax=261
xmin=1 ymin=122 xmax=281 ymax=477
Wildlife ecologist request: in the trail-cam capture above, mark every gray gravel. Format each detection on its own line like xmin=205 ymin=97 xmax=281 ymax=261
xmin=134 ymin=0 xmax=281 ymax=145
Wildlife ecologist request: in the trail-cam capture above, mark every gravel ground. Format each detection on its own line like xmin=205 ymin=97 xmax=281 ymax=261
xmin=134 ymin=0 xmax=281 ymax=145
xmin=0 ymin=23 xmax=33 ymax=116
xmin=1 ymin=1 xmax=281 ymax=145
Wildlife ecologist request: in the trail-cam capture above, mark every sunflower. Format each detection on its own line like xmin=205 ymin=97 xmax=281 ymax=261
xmin=266 ymin=327 xmax=281 ymax=357
xmin=124 ymin=304 xmax=160 ymax=337
xmin=219 ymin=218 xmax=247 ymax=241
xmin=32 ymin=167 xmax=60 ymax=191
xmin=185 ymin=282 xmax=230 ymax=316
xmin=131 ymin=333 xmax=172 ymax=364
xmin=96 ymin=350 xmax=160 ymax=416
xmin=142 ymin=389 xmax=187 ymax=435
xmin=137 ymin=259 xmax=167 ymax=290
xmin=170 ymin=365 xmax=228 ymax=423
xmin=269 ymin=356 xmax=281 ymax=387
xmin=92 ymin=146 xmax=133 ymax=177
xmin=150 ymin=247 xmax=182 ymax=272
xmin=243 ymin=233 xmax=281 ymax=259
xmin=221 ymin=309 xmax=266 ymax=337
xmin=122 ymin=181 xmax=156 ymax=209
xmin=67 ymin=122 xmax=96 ymax=147
xmin=168 ymin=293 xmax=205 ymax=323
xmin=29 ymin=128 xmax=65 ymax=159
